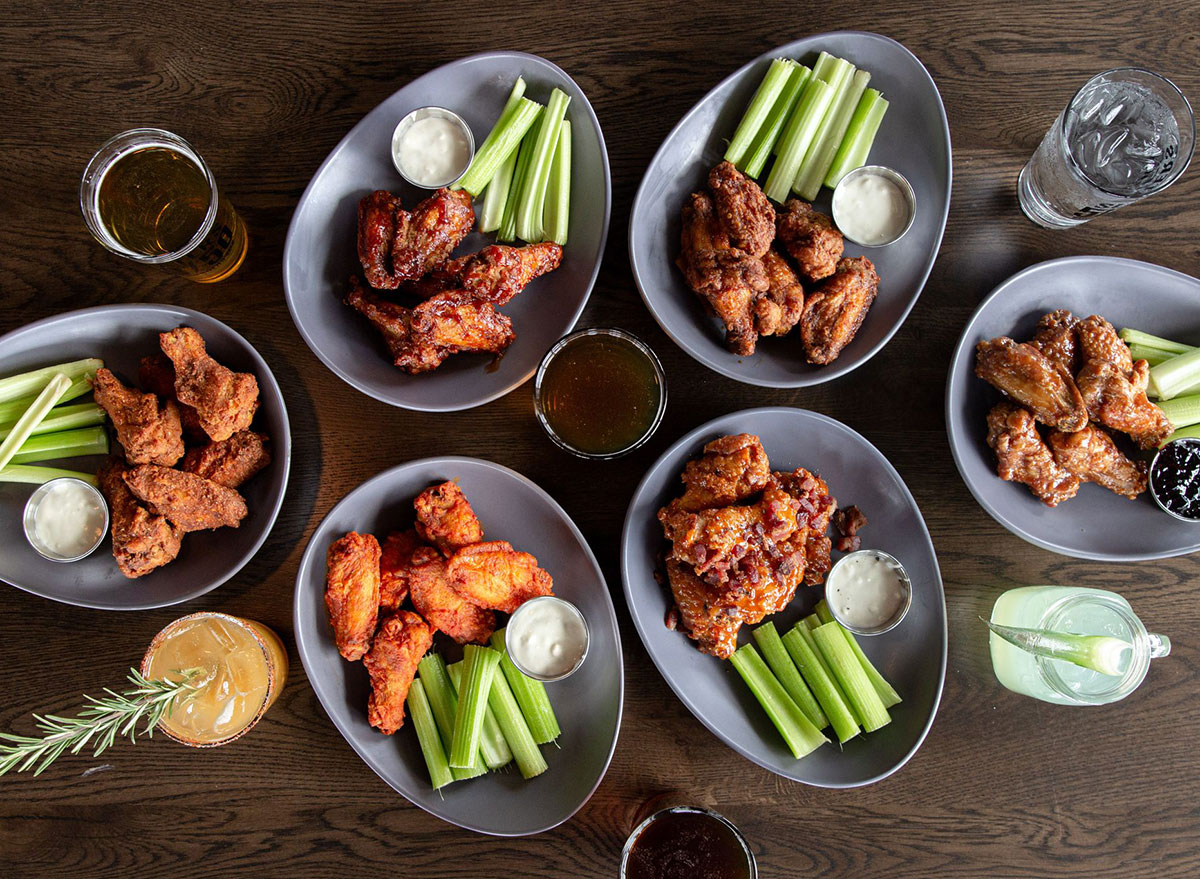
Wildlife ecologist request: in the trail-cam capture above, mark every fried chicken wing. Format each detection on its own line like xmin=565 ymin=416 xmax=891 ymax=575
xmin=159 ymin=327 xmax=259 ymax=442
xmin=181 ymin=431 xmax=270 ymax=489
xmin=137 ymin=353 xmax=205 ymax=441
xmin=433 ymin=243 xmax=563 ymax=306
xmin=771 ymin=467 xmax=838 ymax=586
xmin=379 ymin=528 xmax=424 ymax=612
xmin=673 ymin=433 xmax=771 ymax=513
xmin=1076 ymin=358 xmax=1173 ymax=449
xmin=1029 ymin=309 xmax=1080 ymax=376
xmin=408 ymin=546 xmax=496 ymax=644
xmin=445 ymin=541 xmax=554 ymax=614
xmin=324 ymin=532 xmax=381 ymax=661
xmin=122 ymin=464 xmax=248 ymax=532
xmin=1077 ymin=314 xmax=1134 ymax=374
xmin=800 ymin=255 xmax=879 ymax=365
xmin=665 ymin=558 xmax=742 ymax=659
xmin=774 ymin=199 xmax=843 ymax=284
xmin=98 ymin=458 xmax=182 ymax=579
xmin=363 ymin=610 xmax=434 ymax=735
xmin=414 ymin=481 xmax=483 ymax=555
xmin=1047 ymin=425 xmax=1148 ymax=500
xmin=975 ymin=336 xmax=1089 ymax=432
xmin=707 ymin=160 xmax=775 ymax=257
xmin=985 ymin=402 xmax=1080 ymax=507
xmin=357 ymin=189 xmax=474 ymax=288
xmin=92 ymin=368 xmax=184 ymax=466
xmin=754 ymin=248 xmax=805 ymax=338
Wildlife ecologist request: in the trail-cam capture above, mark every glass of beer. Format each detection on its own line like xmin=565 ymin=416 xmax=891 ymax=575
xmin=80 ymin=128 xmax=248 ymax=282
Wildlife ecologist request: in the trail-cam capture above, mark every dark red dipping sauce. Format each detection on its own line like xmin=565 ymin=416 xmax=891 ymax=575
xmin=1150 ymin=438 xmax=1200 ymax=520
xmin=623 ymin=808 xmax=754 ymax=879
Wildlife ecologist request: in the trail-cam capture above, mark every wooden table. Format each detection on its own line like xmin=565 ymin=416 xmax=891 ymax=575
xmin=2 ymin=1 xmax=1198 ymax=875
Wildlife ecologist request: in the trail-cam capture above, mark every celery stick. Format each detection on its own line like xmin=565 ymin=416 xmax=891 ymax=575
xmin=983 ymin=618 xmax=1132 ymax=676
xmin=825 ymin=90 xmax=888 ymax=188
xmin=9 ymin=426 xmax=108 ymax=465
xmin=542 ymin=119 xmax=571 ymax=246
xmin=454 ymin=93 xmax=542 ymax=198
xmin=729 ymin=644 xmax=827 ymax=760
xmin=491 ymin=628 xmax=560 ymax=744
xmin=1119 ymin=328 xmax=1192 ymax=355
xmin=416 ymin=654 xmax=486 ymax=780
xmin=813 ymin=602 xmax=902 ymax=708
xmin=763 ymin=77 xmax=834 ymax=203
xmin=781 ymin=626 xmax=859 ymax=744
xmin=724 ymin=58 xmax=796 ymax=168
xmin=485 ymin=661 xmax=548 ymax=779
xmin=752 ymin=621 xmax=826 ymax=729
xmin=791 ymin=54 xmax=855 ymax=190
xmin=0 ymin=374 xmax=71 ymax=474
xmin=0 ymin=465 xmax=98 ymax=486
xmin=406 ymin=678 xmax=454 ymax=790
xmin=813 ymin=623 xmax=891 ymax=733
xmin=1149 ymin=347 xmax=1200 ymax=400
xmin=794 ymin=67 xmax=871 ymax=200
xmin=0 ymin=378 xmax=93 ymax=425
xmin=449 ymin=645 xmax=501 ymax=769
xmin=448 ymin=660 xmax=512 ymax=770
xmin=1129 ymin=345 xmax=1174 ymax=367
xmin=815 ymin=600 xmax=835 ymax=626
xmin=499 ymin=137 xmax=536 ymax=243
xmin=515 ymin=88 xmax=571 ymax=243
xmin=0 ymin=403 xmax=106 ymax=441
xmin=743 ymin=64 xmax=810 ymax=178
xmin=1157 ymin=394 xmax=1200 ymax=430
xmin=479 ymin=146 xmax=518 ymax=234
xmin=1161 ymin=424 xmax=1200 ymax=447
xmin=0 ymin=359 xmax=102 ymax=405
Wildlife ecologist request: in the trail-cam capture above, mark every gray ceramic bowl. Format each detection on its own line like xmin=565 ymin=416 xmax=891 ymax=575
xmin=946 ymin=256 xmax=1200 ymax=561
xmin=293 ymin=457 xmax=623 ymax=835
xmin=628 ymin=32 xmax=951 ymax=387
xmin=0 ymin=305 xmax=291 ymax=610
xmin=621 ymin=408 xmax=946 ymax=787
xmin=283 ymin=51 xmax=611 ymax=411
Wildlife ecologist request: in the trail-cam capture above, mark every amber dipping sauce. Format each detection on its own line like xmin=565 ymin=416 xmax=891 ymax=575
xmin=622 ymin=807 xmax=756 ymax=879
xmin=535 ymin=328 xmax=666 ymax=458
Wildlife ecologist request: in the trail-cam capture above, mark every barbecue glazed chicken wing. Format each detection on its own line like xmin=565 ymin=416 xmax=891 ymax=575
xmin=800 ymin=256 xmax=879 ymax=365
xmin=665 ymin=558 xmax=743 ymax=659
xmin=357 ymin=189 xmax=474 ymax=288
xmin=181 ymin=431 xmax=270 ymax=489
xmin=1073 ymin=315 xmax=1172 ymax=449
xmin=1047 ymin=425 xmax=1148 ymax=500
xmin=98 ymin=459 xmax=183 ymax=579
xmin=975 ymin=336 xmax=1089 ymax=432
xmin=774 ymin=199 xmax=844 ymax=284
xmin=324 ymin=531 xmax=381 ymax=662
xmin=446 ymin=541 xmax=554 ymax=614
xmin=672 ymin=433 xmax=771 ymax=513
xmin=985 ymin=402 xmax=1080 ymax=507
xmin=414 ymin=481 xmax=484 ymax=554
xmin=92 ymin=368 xmax=185 ymax=466
xmin=707 ymin=160 xmax=775 ymax=257
xmin=363 ymin=610 xmax=434 ymax=735
xmin=433 ymin=243 xmax=563 ymax=306
xmin=408 ymin=546 xmax=496 ymax=645
xmin=159 ymin=327 xmax=259 ymax=442
xmin=1029 ymin=309 xmax=1081 ymax=376
xmin=122 ymin=465 xmax=248 ymax=532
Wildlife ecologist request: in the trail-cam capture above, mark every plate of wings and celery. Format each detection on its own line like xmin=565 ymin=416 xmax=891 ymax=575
xmin=283 ymin=51 xmax=610 ymax=412
xmin=0 ymin=304 xmax=290 ymax=610
xmin=628 ymin=31 xmax=951 ymax=387
xmin=294 ymin=457 xmax=623 ymax=835
xmin=621 ymin=408 xmax=946 ymax=788
xmin=947 ymin=255 xmax=1200 ymax=562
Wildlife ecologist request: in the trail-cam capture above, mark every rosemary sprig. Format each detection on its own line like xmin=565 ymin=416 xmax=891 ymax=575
xmin=0 ymin=667 xmax=204 ymax=776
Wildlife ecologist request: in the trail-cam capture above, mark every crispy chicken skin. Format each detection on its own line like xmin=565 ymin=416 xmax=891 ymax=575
xmin=408 ymin=546 xmax=496 ymax=644
xmin=772 ymin=468 xmax=838 ymax=587
xmin=433 ymin=243 xmax=563 ymax=306
xmin=92 ymin=368 xmax=185 ymax=466
xmin=1076 ymin=314 xmax=1135 ymax=374
xmin=122 ymin=464 xmax=248 ymax=532
xmin=98 ymin=459 xmax=183 ymax=579
xmin=414 ymin=481 xmax=484 ymax=555
xmin=357 ymin=189 xmax=474 ymax=289
xmin=324 ymin=531 xmax=381 ymax=662
xmin=975 ymin=337 xmax=1089 ymax=432
xmin=774 ymin=199 xmax=843 ymax=284
xmin=379 ymin=529 xmax=424 ymax=612
xmin=1029 ymin=309 xmax=1080 ymax=376
xmin=707 ymin=160 xmax=775 ymax=257
xmin=755 ymin=248 xmax=805 ymax=338
xmin=665 ymin=558 xmax=742 ymax=659
xmin=181 ymin=431 xmax=270 ymax=489
xmin=137 ymin=353 xmax=205 ymax=441
xmin=800 ymin=256 xmax=879 ymax=365
xmin=985 ymin=402 xmax=1080 ymax=507
xmin=159 ymin=327 xmax=259 ymax=442
xmin=446 ymin=541 xmax=554 ymax=614
xmin=363 ymin=610 xmax=434 ymax=735
xmin=673 ymin=433 xmax=771 ymax=513
xmin=1075 ymin=358 xmax=1173 ymax=449
xmin=1048 ymin=425 xmax=1147 ymax=500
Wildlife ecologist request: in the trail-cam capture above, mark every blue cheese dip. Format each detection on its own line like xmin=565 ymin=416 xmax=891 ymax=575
xmin=826 ymin=549 xmax=911 ymax=634
xmin=506 ymin=596 xmax=589 ymax=680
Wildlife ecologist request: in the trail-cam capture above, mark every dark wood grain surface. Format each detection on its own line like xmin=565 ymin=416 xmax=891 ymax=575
xmin=2 ymin=1 xmax=1198 ymax=875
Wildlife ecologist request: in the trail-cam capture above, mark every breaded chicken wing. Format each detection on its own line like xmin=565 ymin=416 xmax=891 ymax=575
xmin=445 ymin=541 xmax=554 ymax=614
xmin=433 ymin=243 xmax=563 ymax=306
xmin=324 ymin=531 xmax=381 ymax=661
xmin=159 ymin=327 xmax=259 ymax=442
xmin=665 ymin=558 xmax=742 ymax=659
xmin=673 ymin=433 xmax=771 ymax=513
xmin=363 ymin=610 xmax=434 ymax=735
xmin=414 ymin=481 xmax=483 ymax=555
xmin=975 ymin=337 xmax=1089 ymax=432
xmin=774 ymin=199 xmax=843 ymax=284
xmin=137 ymin=353 xmax=205 ymax=441
xmin=92 ymin=368 xmax=184 ymax=466
xmin=755 ymin=249 xmax=805 ymax=338
xmin=1047 ymin=425 xmax=1147 ymax=500
xmin=379 ymin=528 xmax=424 ymax=612
xmin=181 ymin=431 xmax=270 ymax=489
xmin=708 ymin=160 xmax=775 ymax=257
xmin=408 ymin=546 xmax=496 ymax=644
xmin=1076 ymin=359 xmax=1173 ymax=449
xmin=98 ymin=458 xmax=182 ymax=579
xmin=800 ymin=255 xmax=879 ymax=365
xmin=357 ymin=189 xmax=474 ymax=289
xmin=1029 ymin=309 xmax=1080 ymax=376
xmin=122 ymin=464 xmax=248 ymax=532
xmin=986 ymin=402 xmax=1080 ymax=507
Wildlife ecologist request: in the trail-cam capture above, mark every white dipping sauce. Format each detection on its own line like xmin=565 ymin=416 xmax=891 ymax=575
xmin=394 ymin=115 xmax=472 ymax=187
xmin=507 ymin=597 xmax=588 ymax=679
xmin=826 ymin=551 xmax=908 ymax=631
xmin=31 ymin=480 xmax=106 ymax=559
xmin=831 ymin=172 xmax=910 ymax=246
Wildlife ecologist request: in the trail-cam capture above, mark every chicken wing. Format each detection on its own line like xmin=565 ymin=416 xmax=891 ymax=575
xmin=122 ymin=464 xmax=248 ymax=532
xmin=774 ymin=199 xmax=843 ymax=284
xmin=408 ymin=546 xmax=496 ymax=644
xmin=379 ymin=528 xmax=424 ymax=612
xmin=445 ymin=541 xmax=554 ymax=614
xmin=325 ymin=532 xmax=381 ymax=662
xmin=754 ymin=248 xmax=805 ymax=338
xmin=159 ymin=327 xmax=259 ymax=442
xmin=433 ymin=243 xmax=562 ymax=306
xmin=771 ymin=467 xmax=838 ymax=586
xmin=1075 ymin=358 xmax=1173 ymax=449
xmin=1047 ymin=425 xmax=1147 ymax=500
xmin=1029 ymin=309 xmax=1080 ymax=376
xmin=1076 ymin=314 xmax=1134 ymax=374
xmin=92 ymin=368 xmax=184 ymax=466
xmin=414 ymin=481 xmax=483 ymax=555
xmin=98 ymin=458 xmax=182 ymax=579
xmin=708 ymin=160 xmax=774 ymax=257
xmin=137 ymin=353 xmax=205 ymax=441
xmin=665 ymin=558 xmax=742 ymax=659
xmin=800 ymin=256 xmax=879 ymax=365
xmin=673 ymin=433 xmax=771 ymax=513
xmin=181 ymin=431 xmax=270 ymax=489
xmin=363 ymin=610 xmax=434 ymax=735
xmin=357 ymin=189 xmax=474 ymax=289
xmin=975 ymin=337 xmax=1089 ymax=432
xmin=985 ymin=402 xmax=1080 ymax=507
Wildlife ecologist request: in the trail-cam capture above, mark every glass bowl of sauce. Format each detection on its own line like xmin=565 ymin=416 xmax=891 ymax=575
xmin=22 ymin=477 xmax=109 ymax=563
xmin=831 ymin=164 xmax=916 ymax=247
xmin=1149 ymin=438 xmax=1200 ymax=522
xmin=621 ymin=805 xmax=756 ymax=879
xmin=534 ymin=328 xmax=667 ymax=459
xmin=391 ymin=106 xmax=475 ymax=189
xmin=505 ymin=596 xmax=589 ymax=682
xmin=824 ymin=549 xmax=912 ymax=636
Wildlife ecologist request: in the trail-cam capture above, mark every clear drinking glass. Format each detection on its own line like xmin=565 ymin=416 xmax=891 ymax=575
xmin=1017 ymin=68 xmax=1195 ymax=228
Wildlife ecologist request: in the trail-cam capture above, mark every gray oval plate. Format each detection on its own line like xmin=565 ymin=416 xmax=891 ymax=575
xmin=621 ymin=408 xmax=946 ymax=787
xmin=293 ymin=457 xmax=624 ymax=835
xmin=947 ymin=255 xmax=1200 ymax=561
xmin=628 ymin=32 xmax=951 ymax=387
xmin=283 ymin=51 xmax=611 ymax=411
xmin=0 ymin=305 xmax=291 ymax=610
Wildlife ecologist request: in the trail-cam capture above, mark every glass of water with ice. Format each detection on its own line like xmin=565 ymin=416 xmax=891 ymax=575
xmin=1018 ymin=68 xmax=1194 ymax=228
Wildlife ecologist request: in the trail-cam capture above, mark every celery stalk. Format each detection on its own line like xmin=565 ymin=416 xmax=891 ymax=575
xmin=0 ymin=373 xmax=72 ymax=474
xmin=781 ymin=626 xmax=859 ymax=744
xmin=729 ymin=644 xmax=827 ymax=760
xmin=499 ymin=137 xmax=536 ymax=243
xmin=479 ymin=146 xmax=518 ymax=234
xmin=1156 ymin=394 xmax=1200 ymax=430
xmin=453 ymin=92 xmax=542 ymax=198
xmin=742 ymin=64 xmax=810 ymax=178
xmin=983 ymin=618 xmax=1133 ymax=676
xmin=449 ymin=645 xmax=501 ymax=770
xmin=0 ymin=378 xmax=93 ymax=424
xmin=406 ymin=678 xmax=454 ymax=790
xmin=9 ymin=426 xmax=109 ymax=465
xmin=515 ymin=88 xmax=571 ymax=243
xmin=491 ymin=628 xmax=560 ymax=744
xmin=825 ymin=89 xmax=888 ymax=188
xmin=1119 ymin=328 xmax=1192 ymax=355
xmin=813 ymin=602 xmax=902 ymax=708
xmin=752 ymin=621 xmax=827 ymax=729
xmin=724 ymin=58 xmax=796 ymax=168
xmin=0 ymin=465 xmax=98 ymax=486
xmin=789 ymin=54 xmax=856 ymax=195
xmin=1160 ymin=424 xmax=1200 ymax=447
xmin=485 ymin=661 xmax=548 ymax=779
xmin=0 ymin=403 xmax=106 ymax=441
xmin=542 ymin=119 xmax=571 ymax=246
xmin=794 ymin=67 xmax=870 ymax=200
xmin=763 ymin=77 xmax=834 ymax=203
xmin=416 ymin=654 xmax=486 ymax=780
xmin=1149 ymin=347 xmax=1200 ymax=400
xmin=448 ymin=660 xmax=512 ymax=770
xmin=0 ymin=359 xmax=102 ymax=405
xmin=813 ymin=623 xmax=891 ymax=733
xmin=815 ymin=600 xmax=835 ymax=626
xmin=1128 ymin=345 xmax=1174 ymax=367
